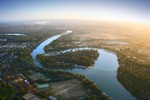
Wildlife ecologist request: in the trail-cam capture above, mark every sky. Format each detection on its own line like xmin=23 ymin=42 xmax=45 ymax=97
xmin=0 ymin=0 xmax=150 ymax=23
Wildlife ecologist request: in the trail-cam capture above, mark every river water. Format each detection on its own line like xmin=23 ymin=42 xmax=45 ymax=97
xmin=31 ymin=30 xmax=136 ymax=100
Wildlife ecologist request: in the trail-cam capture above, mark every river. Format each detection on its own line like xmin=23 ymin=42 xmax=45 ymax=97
xmin=31 ymin=30 xmax=136 ymax=100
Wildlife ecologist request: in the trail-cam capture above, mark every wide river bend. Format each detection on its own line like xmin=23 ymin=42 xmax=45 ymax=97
xmin=31 ymin=30 xmax=136 ymax=100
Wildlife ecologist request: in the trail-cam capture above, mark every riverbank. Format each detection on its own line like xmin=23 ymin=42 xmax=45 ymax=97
xmin=25 ymin=67 xmax=111 ymax=100
xmin=31 ymin=30 xmax=136 ymax=100
xmin=37 ymin=49 xmax=99 ymax=69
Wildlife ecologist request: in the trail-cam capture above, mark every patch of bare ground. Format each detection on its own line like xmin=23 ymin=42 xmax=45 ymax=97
xmin=49 ymin=79 xmax=90 ymax=99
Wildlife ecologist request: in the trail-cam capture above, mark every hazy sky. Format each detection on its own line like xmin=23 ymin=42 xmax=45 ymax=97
xmin=0 ymin=0 xmax=150 ymax=23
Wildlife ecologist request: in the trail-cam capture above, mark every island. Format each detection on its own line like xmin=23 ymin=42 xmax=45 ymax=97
xmin=37 ymin=49 xmax=99 ymax=69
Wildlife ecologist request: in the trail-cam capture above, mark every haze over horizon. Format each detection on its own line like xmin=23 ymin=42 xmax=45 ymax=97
xmin=0 ymin=0 xmax=150 ymax=24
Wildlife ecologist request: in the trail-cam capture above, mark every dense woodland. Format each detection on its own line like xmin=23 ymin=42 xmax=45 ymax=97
xmin=0 ymin=82 xmax=17 ymax=99
xmin=116 ymin=49 xmax=150 ymax=100
xmin=37 ymin=49 xmax=99 ymax=69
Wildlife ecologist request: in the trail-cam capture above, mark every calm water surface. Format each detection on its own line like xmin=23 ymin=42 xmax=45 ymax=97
xmin=31 ymin=30 xmax=136 ymax=100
